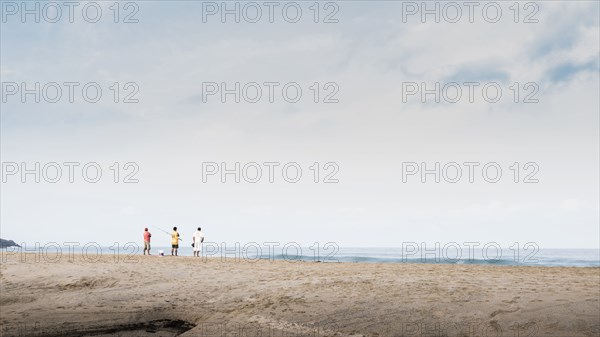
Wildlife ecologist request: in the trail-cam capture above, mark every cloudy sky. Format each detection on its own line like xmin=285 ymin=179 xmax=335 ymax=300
xmin=1 ymin=1 xmax=598 ymax=248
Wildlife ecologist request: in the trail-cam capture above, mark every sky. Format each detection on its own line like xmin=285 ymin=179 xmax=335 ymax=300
xmin=1 ymin=1 xmax=599 ymax=248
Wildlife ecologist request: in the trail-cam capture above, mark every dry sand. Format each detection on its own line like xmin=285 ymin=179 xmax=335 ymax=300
xmin=0 ymin=252 xmax=598 ymax=337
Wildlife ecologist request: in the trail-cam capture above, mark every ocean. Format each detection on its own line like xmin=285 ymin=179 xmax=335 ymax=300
xmin=4 ymin=244 xmax=599 ymax=267
xmin=144 ymin=246 xmax=599 ymax=267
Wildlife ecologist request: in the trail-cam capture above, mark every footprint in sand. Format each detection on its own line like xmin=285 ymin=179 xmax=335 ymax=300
xmin=503 ymin=296 xmax=521 ymax=304
xmin=490 ymin=307 xmax=520 ymax=318
xmin=491 ymin=296 xmax=522 ymax=317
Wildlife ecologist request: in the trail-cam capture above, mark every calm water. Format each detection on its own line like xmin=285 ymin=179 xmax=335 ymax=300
xmin=145 ymin=246 xmax=599 ymax=267
xmin=4 ymin=244 xmax=599 ymax=267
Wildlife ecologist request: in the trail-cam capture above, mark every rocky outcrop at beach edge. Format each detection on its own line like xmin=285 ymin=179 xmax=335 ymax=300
xmin=0 ymin=239 xmax=20 ymax=248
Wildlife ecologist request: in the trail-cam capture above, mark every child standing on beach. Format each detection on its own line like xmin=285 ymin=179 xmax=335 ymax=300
xmin=192 ymin=227 xmax=204 ymax=257
xmin=171 ymin=227 xmax=180 ymax=256
xmin=143 ymin=228 xmax=152 ymax=255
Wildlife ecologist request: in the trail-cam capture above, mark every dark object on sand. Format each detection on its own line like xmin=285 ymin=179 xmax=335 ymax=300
xmin=39 ymin=319 xmax=195 ymax=337
xmin=0 ymin=239 xmax=20 ymax=248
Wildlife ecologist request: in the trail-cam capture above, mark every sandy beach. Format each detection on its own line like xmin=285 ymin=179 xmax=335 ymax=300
xmin=1 ymin=252 xmax=598 ymax=337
